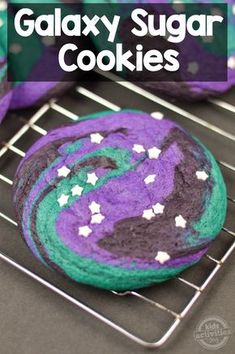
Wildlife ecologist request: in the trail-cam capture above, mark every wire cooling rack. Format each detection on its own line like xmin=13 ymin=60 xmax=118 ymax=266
xmin=0 ymin=71 xmax=234 ymax=349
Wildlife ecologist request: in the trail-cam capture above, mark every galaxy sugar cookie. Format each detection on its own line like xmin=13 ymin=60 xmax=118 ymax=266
xmin=7 ymin=1 xmax=78 ymax=110
xmin=84 ymin=1 xmax=235 ymax=100
xmin=142 ymin=0 xmax=235 ymax=99
xmin=13 ymin=110 xmax=227 ymax=290
xmin=0 ymin=0 xmax=86 ymax=123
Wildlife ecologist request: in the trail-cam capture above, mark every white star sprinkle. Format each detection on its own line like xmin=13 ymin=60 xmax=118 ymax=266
xmin=144 ymin=174 xmax=156 ymax=185
xmin=175 ymin=215 xmax=187 ymax=228
xmin=42 ymin=36 xmax=56 ymax=47
xmin=89 ymin=201 xmax=101 ymax=214
xmin=196 ymin=170 xmax=209 ymax=181
xmin=132 ymin=144 xmax=145 ymax=153
xmin=71 ymin=185 xmax=83 ymax=196
xmin=87 ymin=172 xmax=98 ymax=186
xmin=187 ymin=62 xmax=199 ymax=75
xmin=57 ymin=194 xmax=69 ymax=207
xmin=79 ymin=226 xmax=92 ymax=238
xmin=91 ymin=213 xmax=105 ymax=224
xmin=148 ymin=147 xmax=161 ymax=159
xmin=202 ymin=36 xmax=213 ymax=44
xmin=151 ymin=111 xmax=164 ymax=120
xmin=172 ymin=3 xmax=185 ymax=13
xmin=152 ymin=203 xmax=165 ymax=215
xmin=155 ymin=251 xmax=170 ymax=264
xmin=0 ymin=1 xmax=7 ymax=11
xmin=90 ymin=133 xmax=104 ymax=144
xmin=57 ymin=165 xmax=71 ymax=178
xmin=233 ymin=4 xmax=235 ymax=15
xmin=142 ymin=209 xmax=155 ymax=220
xmin=228 ymin=56 xmax=235 ymax=70
xmin=9 ymin=43 xmax=22 ymax=54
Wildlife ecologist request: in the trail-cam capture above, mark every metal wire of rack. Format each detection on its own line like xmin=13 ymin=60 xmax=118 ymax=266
xmin=0 ymin=72 xmax=234 ymax=349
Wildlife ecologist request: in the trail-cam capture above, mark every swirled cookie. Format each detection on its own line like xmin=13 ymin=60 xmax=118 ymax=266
xmin=0 ymin=0 xmax=81 ymax=122
xmin=84 ymin=0 xmax=235 ymax=100
xmin=13 ymin=110 xmax=227 ymax=290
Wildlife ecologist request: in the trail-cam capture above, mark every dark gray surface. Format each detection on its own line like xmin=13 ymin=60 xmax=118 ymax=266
xmin=0 ymin=80 xmax=234 ymax=354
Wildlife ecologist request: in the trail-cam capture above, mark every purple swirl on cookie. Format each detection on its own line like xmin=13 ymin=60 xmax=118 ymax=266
xmin=13 ymin=110 xmax=227 ymax=290
xmin=87 ymin=0 xmax=235 ymax=100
